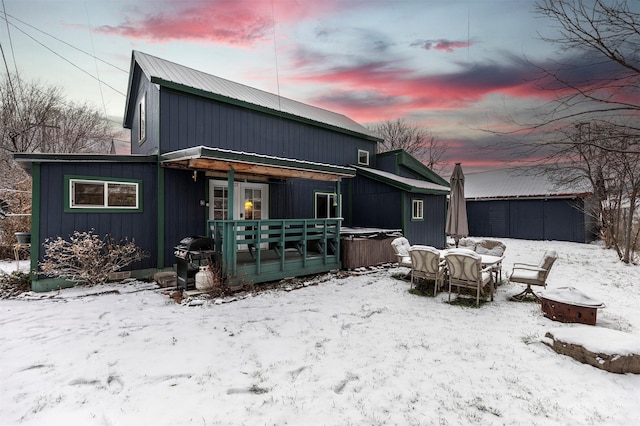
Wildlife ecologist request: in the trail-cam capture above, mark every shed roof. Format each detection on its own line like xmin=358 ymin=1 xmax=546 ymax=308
xmin=161 ymin=146 xmax=355 ymax=181
xmin=463 ymin=167 xmax=592 ymax=200
xmin=125 ymin=51 xmax=380 ymax=142
xmin=13 ymin=153 xmax=157 ymax=173
xmin=355 ymin=166 xmax=450 ymax=194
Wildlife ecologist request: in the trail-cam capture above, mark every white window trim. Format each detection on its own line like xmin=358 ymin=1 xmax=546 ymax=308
xmin=412 ymin=199 xmax=424 ymax=220
xmin=315 ymin=192 xmax=341 ymax=219
xmin=69 ymin=179 xmax=140 ymax=210
xmin=139 ymin=92 xmax=146 ymax=144
xmin=357 ymin=149 xmax=369 ymax=166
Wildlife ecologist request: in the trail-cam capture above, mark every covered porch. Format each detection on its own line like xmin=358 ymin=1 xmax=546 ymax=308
xmin=208 ymin=218 xmax=341 ymax=285
xmin=161 ymin=146 xmax=355 ymax=286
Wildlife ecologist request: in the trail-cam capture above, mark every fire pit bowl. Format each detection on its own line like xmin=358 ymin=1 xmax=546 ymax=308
xmin=540 ymin=287 xmax=605 ymax=326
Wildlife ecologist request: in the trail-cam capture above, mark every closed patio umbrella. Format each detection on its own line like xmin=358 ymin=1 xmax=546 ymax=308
xmin=446 ymin=163 xmax=469 ymax=247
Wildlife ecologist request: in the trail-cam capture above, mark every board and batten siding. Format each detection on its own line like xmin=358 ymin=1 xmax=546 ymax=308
xmin=467 ymin=198 xmax=590 ymax=243
xmin=158 ymin=89 xmax=376 ymax=167
xmin=162 ymin=168 xmax=209 ymax=266
xmin=403 ymin=193 xmax=447 ymax=249
xmin=35 ymin=162 xmax=158 ymax=271
xmin=130 ymin=66 xmax=160 ymax=156
xmin=348 ymin=175 xmax=402 ymax=230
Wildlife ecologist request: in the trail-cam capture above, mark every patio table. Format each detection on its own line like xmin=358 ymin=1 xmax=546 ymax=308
xmin=440 ymin=249 xmax=505 ymax=283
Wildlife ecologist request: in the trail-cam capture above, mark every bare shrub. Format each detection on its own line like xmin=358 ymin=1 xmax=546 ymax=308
xmin=39 ymin=230 xmax=147 ymax=286
xmin=0 ymin=271 xmax=31 ymax=298
xmin=0 ymin=178 xmax=31 ymax=258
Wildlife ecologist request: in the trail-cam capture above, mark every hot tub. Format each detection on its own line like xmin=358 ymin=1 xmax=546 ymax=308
xmin=340 ymin=227 xmax=402 ymax=269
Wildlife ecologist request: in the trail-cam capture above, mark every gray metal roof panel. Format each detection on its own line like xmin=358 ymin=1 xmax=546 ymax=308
xmin=463 ymin=167 xmax=592 ymax=200
xmin=133 ymin=51 xmax=380 ymax=140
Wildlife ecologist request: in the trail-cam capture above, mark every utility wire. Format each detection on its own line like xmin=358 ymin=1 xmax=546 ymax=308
xmin=0 ymin=41 xmax=21 ymax=118
xmin=3 ymin=19 xmax=126 ymax=96
xmin=2 ymin=12 xmax=127 ymax=74
xmin=1 ymin=0 xmax=19 ymax=77
xmin=1 ymin=0 xmax=21 ymax=118
xmin=84 ymin=0 xmax=108 ymax=119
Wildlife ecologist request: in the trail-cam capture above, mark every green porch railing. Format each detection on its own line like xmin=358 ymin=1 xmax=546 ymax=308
xmin=208 ymin=219 xmax=341 ymax=285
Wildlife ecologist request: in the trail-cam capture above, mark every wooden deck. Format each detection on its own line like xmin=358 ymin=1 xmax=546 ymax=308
xmin=208 ymin=219 xmax=341 ymax=285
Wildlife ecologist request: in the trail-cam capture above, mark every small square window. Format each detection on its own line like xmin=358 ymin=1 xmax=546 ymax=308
xmin=412 ymin=199 xmax=424 ymax=220
xmin=358 ymin=149 xmax=369 ymax=165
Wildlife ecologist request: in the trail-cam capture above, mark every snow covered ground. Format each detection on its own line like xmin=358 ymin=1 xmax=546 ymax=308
xmin=1 ymin=238 xmax=639 ymax=425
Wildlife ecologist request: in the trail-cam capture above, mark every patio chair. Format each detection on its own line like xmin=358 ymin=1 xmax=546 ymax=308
xmin=390 ymin=237 xmax=412 ymax=268
xmin=474 ymin=239 xmax=506 ymax=257
xmin=474 ymin=239 xmax=507 ymax=281
xmin=408 ymin=245 xmax=445 ymax=292
xmin=509 ymin=250 xmax=557 ymax=302
xmin=445 ymin=248 xmax=494 ymax=306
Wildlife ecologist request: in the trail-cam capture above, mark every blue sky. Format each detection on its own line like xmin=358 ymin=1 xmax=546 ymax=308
xmin=1 ymin=0 xmax=586 ymax=171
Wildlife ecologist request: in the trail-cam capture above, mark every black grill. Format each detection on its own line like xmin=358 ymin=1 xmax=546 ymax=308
xmin=174 ymin=236 xmax=215 ymax=290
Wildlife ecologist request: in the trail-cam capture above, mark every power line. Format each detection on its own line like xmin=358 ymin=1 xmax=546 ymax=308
xmin=2 ymin=12 xmax=127 ymax=73
xmin=2 ymin=19 xmax=126 ymax=96
xmin=84 ymin=0 xmax=108 ymax=119
xmin=1 ymin=0 xmax=19 ymax=77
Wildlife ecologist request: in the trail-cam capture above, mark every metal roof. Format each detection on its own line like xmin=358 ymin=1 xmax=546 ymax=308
xmin=161 ymin=146 xmax=355 ymax=181
xmin=129 ymin=51 xmax=380 ymax=141
xmin=13 ymin=153 xmax=157 ymax=173
xmin=463 ymin=167 xmax=592 ymax=200
xmin=355 ymin=166 xmax=450 ymax=194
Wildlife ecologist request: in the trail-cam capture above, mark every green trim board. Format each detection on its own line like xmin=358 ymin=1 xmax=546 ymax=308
xmin=157 ymin=166 xmax=165 ymax=268
xmin=30 ymin=163 xmax=41 ymax=282
xmin=377 ymin=150 xmax=450 ymax=187
xmin=63 ymin=175 xmax=144 ymax=213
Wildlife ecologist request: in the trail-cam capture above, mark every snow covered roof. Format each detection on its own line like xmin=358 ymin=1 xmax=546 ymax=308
xmin=125 ymin=51 xmax=380 ymax=142
xmin=355 ymin=166 xmax=450 ymax=194
xmin=463 ymin=167 xmax=592 ymax=200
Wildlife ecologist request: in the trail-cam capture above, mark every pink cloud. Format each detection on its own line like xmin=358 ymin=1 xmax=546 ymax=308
xmin=98 ymin=0 xmax=341 ymax=46
xmin=413 ymin=39 xmax=472 ymax=52
xmin=290 ymin=57 xmax=617 ymax=123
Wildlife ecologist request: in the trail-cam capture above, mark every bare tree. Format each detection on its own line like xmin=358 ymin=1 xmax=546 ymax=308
xmin=372 ymin=118 xmax=447 ymax=171
xmin=0 ymin=74 xmax=112 ymax=155
xmin=544 ymin=123 xmax=640 ymax=263
xmin=532 ymin=0 xmax=639 ymax=140
xmin=495 ymin=1 xmax=640 ymax=262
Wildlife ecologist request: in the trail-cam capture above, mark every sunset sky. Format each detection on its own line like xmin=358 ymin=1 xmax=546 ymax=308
xmin=0 ymin=0 xmax=612 ymax=172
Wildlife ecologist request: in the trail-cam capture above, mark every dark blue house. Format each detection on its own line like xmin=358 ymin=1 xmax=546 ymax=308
xmin=15 ymin=51 xmax=449 ymax=291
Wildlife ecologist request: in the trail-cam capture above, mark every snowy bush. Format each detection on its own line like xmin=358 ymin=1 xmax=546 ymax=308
xmin=0 ymin=271 xmax=31 ymax=298
xmin=40 ymin=230 xmax=147 ymax=286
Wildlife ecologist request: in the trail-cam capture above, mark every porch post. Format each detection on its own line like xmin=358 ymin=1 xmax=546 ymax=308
xmin=336 ymin=179 xmax=342 ymax=219
xmin=227 ymin=168 xmax=234 ymax=219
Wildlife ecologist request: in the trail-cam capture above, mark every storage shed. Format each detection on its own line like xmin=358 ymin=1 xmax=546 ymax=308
xmin=464 ymin=167 xmax=597 ymax=243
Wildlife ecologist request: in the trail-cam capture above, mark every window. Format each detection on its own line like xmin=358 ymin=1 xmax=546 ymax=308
xmin=66 ymin=176 xmax=142 ymax=212
xmin=139 ymin=93 xmax=146 ymax=143
xmin=211 ymin=186 xmax=228 ymax=220
xmin=358 ymin=149 xmax=369 ymax=166
xmin=412 ymin=199 xmax=424 ymax=220
xmin=315 ymin=192 xmax=340 ymax=219
xmin=244 ymin=188 xmax=262 ymax=220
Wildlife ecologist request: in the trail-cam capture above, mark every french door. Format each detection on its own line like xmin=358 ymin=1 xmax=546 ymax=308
xmin=209 ymin=180 xmax=269 ymax=250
